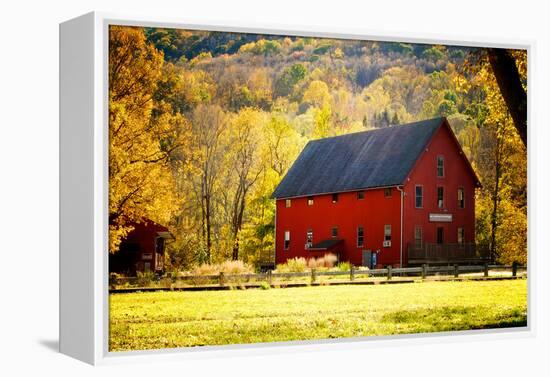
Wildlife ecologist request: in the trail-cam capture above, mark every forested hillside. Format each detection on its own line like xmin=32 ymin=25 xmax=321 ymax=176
xmin=108 ymin=25 xmax=527 ymax=268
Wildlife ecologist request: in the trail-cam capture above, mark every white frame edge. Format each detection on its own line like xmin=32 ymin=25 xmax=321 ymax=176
xmin=59 ymin=11 xmax=535 ymax=365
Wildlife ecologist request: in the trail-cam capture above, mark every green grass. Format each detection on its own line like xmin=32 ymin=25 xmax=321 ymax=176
xmin=109 ymin=279 xmax=527 ymax=351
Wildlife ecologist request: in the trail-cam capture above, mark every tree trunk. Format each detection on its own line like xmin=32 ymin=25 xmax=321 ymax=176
xmin=490 ymin=138 xmax=502 ymax=262
xmin=201 ymin=173 xmax=211 ymax=262
xmin=205 ymin=194 xmax=212 ymax=261
xmin=231 ymin=189 xmax=247 ymax=261
xmin=487 ymin=49 xmax=527 ymax=147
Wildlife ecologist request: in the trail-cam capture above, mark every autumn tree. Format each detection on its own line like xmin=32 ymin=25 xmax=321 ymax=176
xmin=188 ymin=104 xmax=228 ymax=262
xmin=220 ymin=108 xmax=267 ymax=260
xmin=108 ymin=26 xmax=187 ymax=252
xmin=471 ymin=57 xmax=527 ymax=264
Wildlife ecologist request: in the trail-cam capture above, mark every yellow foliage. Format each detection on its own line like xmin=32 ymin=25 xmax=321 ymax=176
xmin=109 ymin=26 xmax=188 ymax=252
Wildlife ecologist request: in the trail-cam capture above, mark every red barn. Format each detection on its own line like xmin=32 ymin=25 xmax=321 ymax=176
xmin=109 ymin=220 xmax=174 ymax=275
xmin=272 ymin=117 xmax=484 ymax=268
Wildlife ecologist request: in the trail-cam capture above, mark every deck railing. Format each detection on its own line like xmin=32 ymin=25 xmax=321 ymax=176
xmin=407 ymin=242 xmax=490 ymax=264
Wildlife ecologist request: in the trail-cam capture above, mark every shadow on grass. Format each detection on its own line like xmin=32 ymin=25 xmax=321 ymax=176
xmin=381 ymin=306 xmax=527 ymax=332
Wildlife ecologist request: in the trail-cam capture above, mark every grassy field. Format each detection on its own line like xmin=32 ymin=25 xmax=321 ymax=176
xmin=109 ymin=279 xmax=527 ymax=351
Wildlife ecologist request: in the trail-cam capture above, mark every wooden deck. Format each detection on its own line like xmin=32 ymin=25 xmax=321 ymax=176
xmin=407 ymin=243 xmax=490 ymax=265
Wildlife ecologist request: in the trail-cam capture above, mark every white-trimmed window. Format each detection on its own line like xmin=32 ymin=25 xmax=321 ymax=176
xmin=306 ymin=229 xmax=313 ymax=248
xmin=457 ymin=187 xmax=465 ymax=209
xmin=332 ymin=193 xmax=339 ymax=203
xmin=285 ymin=199 xmax=291 ymax=208
xmin=331 ymin=226 xmax=338 ymax=238
xmin=415 ymin=185 xmax=423 ymax=208
xmin=357 ymin=226 xmax=364 ymax=247
xmin=284 ymin=231 xmax=290 ymax=250
xmin=384 ymin=224 xmax=392 ymax=241
xmin=437 ymin=155 xmax=445 ymax=177
xmin=437 ymin=186 xmax=444 ymax=209
xmin=307 ymin=196 xmax=314 ymax=206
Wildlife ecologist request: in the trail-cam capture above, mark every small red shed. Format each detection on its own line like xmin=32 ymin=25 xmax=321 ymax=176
xmin=109 ymin=220 xmax=174 ymax=275
xmin=272 ymin=117 xmax=484 ymax=268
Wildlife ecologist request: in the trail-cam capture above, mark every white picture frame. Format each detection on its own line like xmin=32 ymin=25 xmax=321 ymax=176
xmin=59 ymin=11 xmax=534 ymax=365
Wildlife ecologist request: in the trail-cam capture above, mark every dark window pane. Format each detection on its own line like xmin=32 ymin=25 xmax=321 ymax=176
xmin=415 ymin=186 xmax=423 ymax=208
xmin=284 ymin=231 xmax=290 ymax=250
xmin=437 ymin=187 xmax=444 ymax=209
xmin=437 ymin=227 xmax=444 ymax=244
xmin=437 ymin=156 xmax=444 ymax=177
xmin=357 ymin=226 xmax=364 ymax=247
xmin=458 ymin=188 xmax=465 ymax=209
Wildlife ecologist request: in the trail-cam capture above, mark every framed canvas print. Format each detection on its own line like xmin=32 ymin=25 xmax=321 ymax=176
xmin=60 ymin=12 xmax=531 ymax=365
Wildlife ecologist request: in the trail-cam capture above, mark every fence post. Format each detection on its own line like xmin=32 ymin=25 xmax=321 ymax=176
xmin=422 ymin=264 xmax=427 ymax=280
xmin=484 ymin=263 xmax=489 ymax=277
xmin=267 ymin=269 xmax=272 ymax=286
xmin=454 ymin=264 xmax=459 ymax=278
xmin=512 ymin=262 xmax=518 ymax=277
xmin=219 ymin=272 xmax=225 ymax=287
xmin=311 ymin=268 xmax=317 ymax=284
xmin=387 ymin=265 xmax=392 ymax=280
xmin=350 ymin=265 xmax=355 ymax=281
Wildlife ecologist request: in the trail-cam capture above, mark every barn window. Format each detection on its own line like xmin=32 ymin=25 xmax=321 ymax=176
xmin=306 ymin=229 xmax=313 ymax=248
xmin=437 ymin=186 xmax=444 ymax=209
xmin=384 ymin=187 xmax=392 ymax=197
xmin=457 ymin=227 xmax=465 ymax=246
xmin=414 ymin=226 xmax=423 ymax=248
xmin=415 ymin=185 xmax=423 ymax=208
xmin=437 ymin=227 xmax=444 ymax=244
xmin=284 ymin=231 xmax=290 ymax=250
xmin=155 ymin=237 xmax=165 ymax=254
xmin=357 ymin=191 xmax=365 ymax=200
xmin=357 ymin=226 xmax=364 ymax=247
xmin=331 ymin=226 xmax=338 ymax=238
xmin=384 ymin=224 xmax=392 ymax=241
xmin=144 ymin=262 xmax=151 ymax=272
xmin=307 ymin=196 xmax=314 ymax=206
xmin=437 ymin=155 xmax=445 ymax=177
xmin=457 ymin=187 xmax=465 ymax=209
xmin=332 ymin=193 xmax=339 ymax=203
xmin=285 ymin=199 xmax=291 ymax=208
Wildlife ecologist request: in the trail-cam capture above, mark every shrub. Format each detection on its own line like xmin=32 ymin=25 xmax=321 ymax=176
xmin=136 ymin=271 xmax=155 ymax=287
xmin=191 ymin=263 xmax=219 ymax=276
xmin=219 ymin=260 xmax=254 ymax=275
xmin=307 ymin=258 xmax=319 ymax=269
xmin=190 ymin=260 xmax=254 ymax=276
xmin=337 ymin=261 xmax=352 ymax=271
xmin=311 ymin=253 xmax=338 ymax=268
xmin=259 ymin=281 xmax=271 ymax=290
xmin=276 ymin=257 xmax=307 ymax=273
xmin=277 ymin=254 xmax=338 ymax=272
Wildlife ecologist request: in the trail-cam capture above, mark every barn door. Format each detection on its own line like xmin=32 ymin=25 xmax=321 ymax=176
xmin=362 ymin=250 xmax=372 ymax=268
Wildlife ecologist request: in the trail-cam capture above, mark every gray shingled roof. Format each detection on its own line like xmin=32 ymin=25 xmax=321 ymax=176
xmin=309 ymin=239 xmax=343 ymax=250
xmin=272 ymin=117 xmax=445 ymax=199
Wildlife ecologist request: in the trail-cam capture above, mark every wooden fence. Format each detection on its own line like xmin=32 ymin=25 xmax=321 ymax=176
xmin=110 ymin=263 xmax=526 ymax=290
